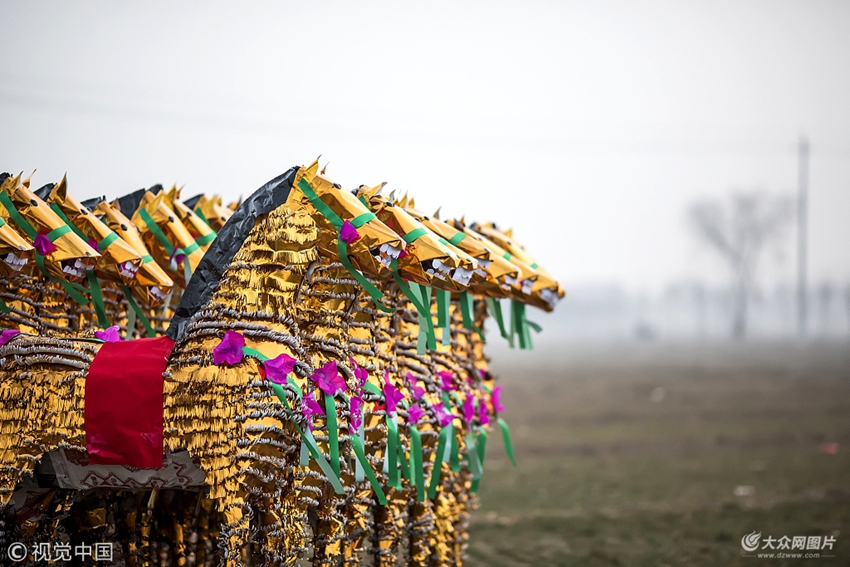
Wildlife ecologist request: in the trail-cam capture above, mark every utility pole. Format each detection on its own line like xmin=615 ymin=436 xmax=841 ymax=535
xmin=797 ymin=136 xmax=809 ymax=338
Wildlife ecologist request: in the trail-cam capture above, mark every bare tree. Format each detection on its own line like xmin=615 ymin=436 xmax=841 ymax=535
xmin=688 ymin=193 xmax=794 ymax=339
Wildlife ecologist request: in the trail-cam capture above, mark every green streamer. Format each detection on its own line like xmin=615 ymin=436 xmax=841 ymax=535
xmin=391 ymin=261 xmax=436 ymax=352
xmin=460 ymin=291 xmax=474 ymax=329
xmin=410 ymin=426 xmax=426 ymax=502
xmin=402 ymin=227 xmax=428 ymax=244
xmin=354 ymin=419 xmax=365 ymax=482
xmin=470 ymin=430 xmax=488 ymax=494
xmin=0 ymin=192 xmax=37 ymax=238
xmin=98 ymin=231 xmax=119 ymax=251
xmin=194 ymin=231 xmax=216 ymax=246
xmin=450 ymin=425 xmax=460 ymax=472
xmin=350 ymin=434 xmax=387 ymax=505
xmin=194 ymin=207 xmax=213 ymax=228
xmin=397 ymin=439 xmax=410 ymax=480
xmin=336 ymin=239 xmax=393 ymax=313
xmin=436 ymin=288 xmax=451 ymax=346
xmin=497 ymin=417 xmax=517 ymax=467
xmin=465 ymin=431 xmax=483 ymax=480
xmin=138 ymin=208 xmax=175 ymax=255
xmin=86 ymin=270 xmax=110 ymax=328
xmin=428 ymin=426 xmax=451 ymax=499
xmin=448 ymin=232 xmax=467 ymax=246
xmin=124 ymin=299 xmax=137 ymax=339
xmin=486 ymin=297 xmax=509 ymax=340
xmin=324 ymin=394 xmax=341 ymax=477
xmin=386 ymin=414 xmax=400 ymax=489
xmin=120 ymin=286 xmax=154 ymax=337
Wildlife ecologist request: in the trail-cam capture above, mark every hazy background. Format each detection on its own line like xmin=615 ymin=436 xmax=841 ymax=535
xmin=2 ymin=0 xmax=850 ymax=341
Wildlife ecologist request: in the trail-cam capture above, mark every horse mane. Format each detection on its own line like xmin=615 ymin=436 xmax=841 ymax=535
xmin=166 ymin=166 xmax=298 ymax=341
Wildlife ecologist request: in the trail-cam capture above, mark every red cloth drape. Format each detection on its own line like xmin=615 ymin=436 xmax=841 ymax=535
xmin=85 ymin=336 xmax=174 ymax=468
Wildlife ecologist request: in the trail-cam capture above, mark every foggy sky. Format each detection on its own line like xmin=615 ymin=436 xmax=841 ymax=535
xmin=1 ymin=1 xmax=849 ymax=294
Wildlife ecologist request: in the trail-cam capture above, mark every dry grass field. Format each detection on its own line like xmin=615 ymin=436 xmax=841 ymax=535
xmin=467 ymin=341 xmax=850 ymax=566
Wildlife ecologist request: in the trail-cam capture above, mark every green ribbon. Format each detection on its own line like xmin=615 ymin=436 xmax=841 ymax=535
xmin=486 ymin=297 xmax=509 ymax=340
xmin=350 ymin=433 xmax=387 ymax=505
xmin=530 ymin=262 xmax=539 ymax=269
xmin=436 ymin=288 xmax=451 ymax=346
xmin=141 ymin=254 xmax=154 ymax=264
xmin=98 ymin=231 xmax=119 ymax=251
xmin=450 ymin=423 xmax=460 ymax=472
xmin=409 ymin=282 xmax=436 ymax=354
xmin=386 ymin=414 xmax=400 ymax=489
xmin=427 ymin=425 xmax=451 ymax=499
xmin=410 ymin=425 xmax=426 ymax=502
xmin=125 ymin=299 xmax=137 ymax=339
xmin=402 ymin=227 xmax=428 ymax=244
xmin=390 ymin=261 xmax=436 ymax=352
xmin=497 ymin=417 xmax=517 ymax=467
xmin=297 ymin=178 xmax=392 ymax=313
xmin=86 ymin=270 xmax=110 ymax=328
xmin=465 ymin=431 xmax=483 ymax=480
xmin=510 ymin=300 xmax=535 ymax=350
xmin=121 ymin=284 xmax=156 ymax=337
xmin=194 ymin=231 xmax=216 ymax=246
xmin=397 ymin=436 xmax=410 ymax=481
xmin=460 ymin=291 xmax=474 ymax=328
xmin=324 ymin=393 xmax=341 ymax=477
xmin=49 ymin=204 xmax=87 ymax=239
xmin=448 ymin=232 xmax=467 ymax=246
xmin=470 ymin=429 xmax=488 ymax=494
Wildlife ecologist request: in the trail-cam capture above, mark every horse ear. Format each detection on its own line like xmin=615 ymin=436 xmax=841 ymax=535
xmin=409 ymin=196 xmax=415 ymax=209
xmin=52 ymin=174 xmax=68 ymax=200
xmin=305 ymin=157 xmax=320 ymax=182
xmin=21 ymin=170 xmax=36 ymax=188
xmin=433 ymin=206 xmax=441 ymax=220
xmin=320 ymin=161 xmax=330 ymax=175
xmin=504 ymin=227 xmax=513 ymax=238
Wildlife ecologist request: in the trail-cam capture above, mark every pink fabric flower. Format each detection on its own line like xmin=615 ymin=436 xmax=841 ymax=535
xmin=479 ymin=400 xmax=491 ymax=425
xmin=349 ymin=358 xmax=368 ymax=390
xmin=310 ymin=360 xmax=347 ymax=397
xmin=383 ymin=369 xmax=405 ymax=416
xmin=263 ymin=352 xmax=297 ymax=385
xmin=301 ymin=391 xmax=325 ymax=429
xmin=407 ymin=404 xmax=424 ymax=424
xmin=0 ymin=329 xmax=20 ymax=347
xmin=431 ymin=403 xmax=455 ymax=427
xmin=87 ymin=239 xmax=100 ymax=252
xmin=438 ymin=370 xmax=457 ymax=391
xmin=491 ymin=385 xmax=505 ymax=413
xmin=405 ymin=372 xmax=426 ymax=400
xmin=339 ymin=219 xmax=360 ymax=244
xmin=33 ymin=232 xmax=56 ymax=256
xmin=350 ymin=394 xmax=364 ymax=430
xmin=463 ymin=395 xmax=475 ymax=427
xmin=213 ymin=330 xmax=245 ymax=366
xmin=94 ymin=325 xmax=121 ymax=343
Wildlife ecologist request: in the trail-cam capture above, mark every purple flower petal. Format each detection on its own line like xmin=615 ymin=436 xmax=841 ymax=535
xmin=339 ymin=219 xmax=360 ymax=244
xmin=302 ymin=391 xmax=325 ymax=430
xmin=87 ymin=239 xmax=100 ymax=252
xmin=405 ymin=372 xmax=426 ymax=400
xmin=310 ymin=360 xmax=347 ymax=397
xmin=431 ymin=403 xmax=455 ymax=428
xmin=213 ymin=330 xmax=245 ymax=366
xmin=407 ymin=404 xmax=424 ymax=424
xmin=349 ymin=358 xmax=368 ymax=390
xmin=33 ymin=232 xmax=56 ymax=256
xmin=94 ymin=325 xmax=121 ymax=343
xmin=350 ymin=394 xmax=363 ymax=430
xmin=491 ymin=385 xmax=505 ymax=413
xmin=463 ymin=395 xmax=475 ymax=427
xmin=0 ymin=329 xmax=21 ymax=347
xmin=438 ymin=370 xmax=457 ymax=391
xmin=383 ymin=369 xmax=405 ymax=416
xmin=479 ymin=401 xmax=491 ymax=425
xmin=263 ymin=352 xmax=297 ymax=384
